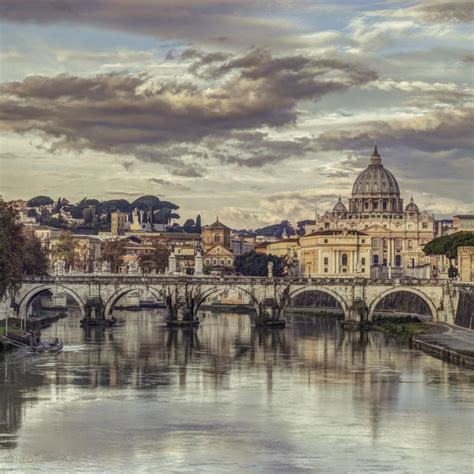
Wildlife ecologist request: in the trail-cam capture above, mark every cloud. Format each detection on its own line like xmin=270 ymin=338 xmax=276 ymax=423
xmin=0 ymin=51 xmax=377 ymax=174
xmin=316 ymin=107 xmax=474 ymax=154
xmin=149 ymin=177 xmax=191 ymax=191
xmin=0 ymin=0 xmax=302 ymax=48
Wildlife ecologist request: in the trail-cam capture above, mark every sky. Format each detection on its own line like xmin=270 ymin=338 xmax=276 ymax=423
xmin=0 ymin=0 xmax=472 ymax=228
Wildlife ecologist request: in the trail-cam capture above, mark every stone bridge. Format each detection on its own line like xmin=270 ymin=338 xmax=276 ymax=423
xmin=5 ymin=274 xmax=472 ymax=326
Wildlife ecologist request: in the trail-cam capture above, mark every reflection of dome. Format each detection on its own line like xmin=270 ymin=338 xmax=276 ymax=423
xmin=348 ymin=146 xmax=404 ymax=214
xmin=405 ymin=196 xmax=419 ymax=213
xmin=333 ymin=196 xmax=348 ymax=214
xmin=352 ymin=146 xmax=400 ymax=196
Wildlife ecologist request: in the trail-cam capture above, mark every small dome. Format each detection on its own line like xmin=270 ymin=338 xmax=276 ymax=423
xmin=352 ymin=146 xmax=400 ymax=197
xmin=333 ymin=196 xmax=348 ymax=214
xmin=405 ymin=196 xmax=419 ymax=213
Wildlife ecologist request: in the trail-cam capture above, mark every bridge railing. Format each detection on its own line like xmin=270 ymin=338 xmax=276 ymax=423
xmin=21 ymin=273 xmax=451 ymax=287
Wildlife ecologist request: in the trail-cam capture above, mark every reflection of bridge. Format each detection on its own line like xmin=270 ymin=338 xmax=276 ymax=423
xmin=8 ymin=274 xmax=472 ymax=325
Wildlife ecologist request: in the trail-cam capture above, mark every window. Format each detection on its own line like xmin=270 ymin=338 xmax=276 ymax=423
xmin=214 ymin=234 xmax=221 ymax=243
xmin=323 ymin=257 xmax=328 ymax=265
xmin=342 ymin=268 xmax=347 ymax=273
xmin=373 ymin=255 xmax=379 ymax=265
xmin=205 ymin=259 xmax=210 ymax=265
xmin=422 ymin=222 xmax=428 ymax=229
xmin=220 ymin=259 xmax=224 ymax=265
xmin=324 ymin=268 xmax=328 ymax=273
xmin=395 ymin=255 xmax=402 ymax=267
xmin=341 ymin=254 xmax=348 ymax=266
xmin=227 ymin=259 xmax=232 ymax=265
xmin=372 ymin=238 xmax=379 ymax=249
xmin=361 ymin=257 xmax=366 ymax=265
xmin=383 ymin=202 xmax=387 ymax=210
xmin=408 ymin=240 xmax=413 ymax=249
xmin=213 ymin=259 xmax=217 ymax=265
xmin=361 ymin=239 xmax=365 ymax=243
xmin=324 ymin=239 xmax=328 ymax=243
xmin=361 ymin=268 xmax=365 ymax=273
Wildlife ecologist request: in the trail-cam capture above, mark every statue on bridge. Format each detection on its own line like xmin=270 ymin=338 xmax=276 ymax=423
xmin=53 ymin=259 xmax=66 ymax=275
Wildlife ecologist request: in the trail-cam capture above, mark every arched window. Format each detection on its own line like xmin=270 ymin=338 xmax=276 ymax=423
xmin=341 ymin=254 xmax=348 ymax=266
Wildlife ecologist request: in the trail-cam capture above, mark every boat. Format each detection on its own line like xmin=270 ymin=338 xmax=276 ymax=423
xmin=28 ymin=338 xmax=64 ymax=353
xmin=1 ymin=332 xmax=64 ymax=353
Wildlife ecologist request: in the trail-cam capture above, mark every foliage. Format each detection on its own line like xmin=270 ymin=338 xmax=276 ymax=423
xmin=51 ymin=232 xmax=79 ymax=271
xmin=100 ymin=239 xmax=127 ymax=273
xmin=137 ymin=240 xmax=170 ymax=274
xmin=202 ymin=264 xmax=212 ymax=275
xmin=27 ymin=195 xmax=54 ymax=207
xmin=22 ymin=229 xmax=48 ymax=276
xmin=423 ymin=232 xmax=474 ymax=260
xmin=0 ymin=203 xmax=47 ymax=300
xmin=254 ymin=220 xmax=295 ymax=238
xmin=195 ymin=214 xmax=202 ymax=233
xmin=183 ymin=219 xmax=195 ymax=233
xmin=235 ymin=250 xmax=286 ymax=277
xmin=82 ymin=207 xmax=94 ymax=224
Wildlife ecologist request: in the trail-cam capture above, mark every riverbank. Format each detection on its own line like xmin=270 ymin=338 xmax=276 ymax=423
xmin=412 ymin=323 xmax=474 ymax=368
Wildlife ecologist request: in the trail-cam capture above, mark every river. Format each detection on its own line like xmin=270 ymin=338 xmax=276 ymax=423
xmin=1 ymin=309 xmax=473 ymax=472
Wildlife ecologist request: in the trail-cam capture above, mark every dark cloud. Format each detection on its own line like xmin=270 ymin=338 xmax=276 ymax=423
xmin=0 ymin=0 xmax=301 ymax=48
xmin=0 ymin=51 xmax=377 ymax=174
xmin=317 ymin=107 xmax=474 ymax=154
xmin=413 ymin=1 xmax=473 ymax=23
xmin=1 ymin=73 xmax=146 ymax=100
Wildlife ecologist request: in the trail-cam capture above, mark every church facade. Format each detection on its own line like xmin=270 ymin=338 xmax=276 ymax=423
xmin=304 ymin=146 xmax=435 ymax=274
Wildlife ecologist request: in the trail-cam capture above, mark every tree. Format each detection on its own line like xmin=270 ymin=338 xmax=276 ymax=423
xmin=235 ymin=250 xmax=286 ymax=277
xmin=22 ymin=228 xmax=48 ymax=276
xmin=82 ymin=207 xmax=94 ymax=224
xmin=100 ymin=239 xmax=127 ymax=273
xmin=51 ymin=232 xmax=78 ymax=271
xmin=0 ymin=203 xmax=47 ymax=300
xmin=195 ymin=214 xmax=202 ymax=233
xmin=423 ymin=232 xmax=474 ymax=260
xmin=27 ymin=195 xmax=54 ymax=207
xmin=137 ymin=241 xmax=170 ymax=274
xmin=183 ymin=219 xmax=195 ymax=233
xmin=0 ymin=203 xmax=25 ymax=299
xmin=423 ymin=232 xmax=474 ymax=279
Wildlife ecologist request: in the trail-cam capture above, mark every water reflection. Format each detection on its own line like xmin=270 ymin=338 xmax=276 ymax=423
xmin=1 ymin=309 xmax=473 ymax=472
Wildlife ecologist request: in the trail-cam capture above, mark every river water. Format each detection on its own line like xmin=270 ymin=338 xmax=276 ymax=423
xmin=0 ymin=309 xmax=473 ymax=472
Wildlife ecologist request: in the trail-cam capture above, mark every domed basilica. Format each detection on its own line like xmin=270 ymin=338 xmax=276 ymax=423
xmin=305 ymin=146 xmax=435 ymax=273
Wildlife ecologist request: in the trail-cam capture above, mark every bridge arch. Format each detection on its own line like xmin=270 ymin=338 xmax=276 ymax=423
xmin=18 ymin=284 xmax=86 ymax=318
xmin=195 ymin=286 xmax=260 ymax=313
xmin=287 ymin=286 xmax=350 ymax=320
xmin=368 ymin=287 xmax=438 ymax=321
xmin=104 ymin=286 xmax=165 ymax=317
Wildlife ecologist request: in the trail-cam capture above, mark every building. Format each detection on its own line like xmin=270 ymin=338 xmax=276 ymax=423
xmin=230 ymin=235 xmax=256 ymax=256
xmin=451 ymin=215 xmax=474 ymax=233
xmin=306 ymin=146 xmax=435 ymax=274
xmin=32 ymin=225 xmax=63 ymax=251
xmin=458 ymin=246 xmax=474 ymax=282
xmin=298 ymin=229 xmax=371 ymax=277
xmin=111 ymin=211 xmax=128 ymax=236
xmin=202 ymin=219 xmax=234 ymax=274
xmin=202 ymin=218 xmax=231 ymax=252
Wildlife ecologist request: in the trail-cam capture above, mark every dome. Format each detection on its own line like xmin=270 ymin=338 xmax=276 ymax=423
xmin=351 ymin=146 xmax=400 ymax=197
xmin=333 ymin=196 xmax=348 ymax=214
xmin=405 ymin=196 xmax=419 ymax=213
